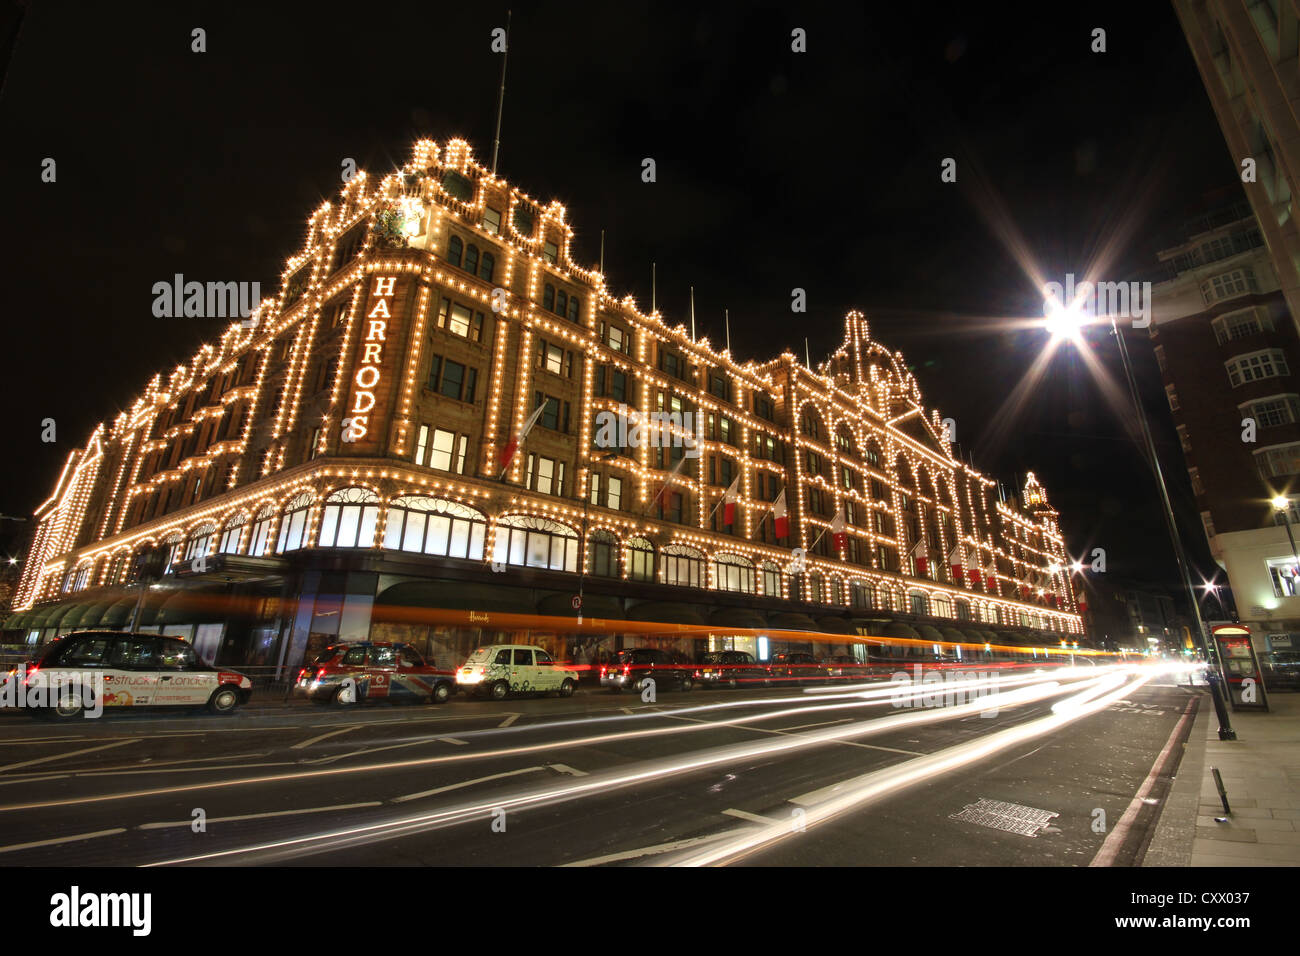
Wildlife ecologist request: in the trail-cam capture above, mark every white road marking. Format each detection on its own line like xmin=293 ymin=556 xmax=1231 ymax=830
xmin=621 ymin=707 xmax=635 ymax=714
xmin=562 ymin=829 xmax=741 ymax=866
xmin=0 ymin=739 xmax=135 ymax=773
xmin=548 ymin=763 xmax=587 ymax=776
xmin=498 ymin=714 xmax=520 ymax=727
xmin=438 ymin=737 xmax=468 ymax=746
xmin=138 ymin=802 xmax=382 ymax=829
xmin=77 ymin=762 xmax=298 ymax=777
xmin=780 ymin=718 xmax=853 ymax=732
xmin=301 ymin=739 xmax=449 ymax=765
xmin=292 ymin=726 xmax=360 ymax=750
xmin=393 ymin=767 xmax=548 ymax=803
xmin=723 ymin=808 xmax=777 ymax=825
xmin=661 ymin=712 xmax=923 ymax=755
xmin=0 ymin=828 xmax=126 ymax=855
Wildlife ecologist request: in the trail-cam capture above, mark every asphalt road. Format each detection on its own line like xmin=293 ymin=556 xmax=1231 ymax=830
xmin=0 ymin=664 xmax=1198 ymax=866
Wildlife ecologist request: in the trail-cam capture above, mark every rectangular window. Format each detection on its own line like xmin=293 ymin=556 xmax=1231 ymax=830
xmin=543 ymin=240 xmax=558 ymax=264
xmin=1246 ymin=395 xmax=1300 ymax=427
xmin=608 ymin=476 xmax=623 ymax=510
xmin=605 ymin=324 xmax=629 ymax=354
xmin=536 ymin=393 xmax=561 ymax=431
xmin=439 ymin=359 xmax=466 ymax=400
xmin=1227 ymin=349 xmax=1289 ymax=386
xmin=481 ymin=207 xmax=501 ymax=235
xmin=1256 ymin=442 xmax=1300 ymax=479
xmin=1166 ymin=385 xmax=1180 ymax=411
xmin=589 ymin=473 xmax=601 ymax=505
xmin=430 ymin=429 xmax=456 ymax=471
xmin=542 ymin=343 xmax=563 ymax=375
xmin=531 ymin=455 xmax=555 ymax=494
xmin=414 ymin=425 xmax=429 ymax=465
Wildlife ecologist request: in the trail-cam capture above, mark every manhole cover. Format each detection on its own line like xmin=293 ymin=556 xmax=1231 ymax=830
xmin=949 ymin=798 xmax=1059 ymax=837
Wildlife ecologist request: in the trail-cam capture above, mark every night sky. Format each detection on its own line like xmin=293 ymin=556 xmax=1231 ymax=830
xmin=0 ymin=1 xmax=1236 ymax=596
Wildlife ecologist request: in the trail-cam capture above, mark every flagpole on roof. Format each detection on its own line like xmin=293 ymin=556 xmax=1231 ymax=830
xmin=690 ymin=286 xmax=696 ymax=341
xmin=490 ymin=10 xmax=511 ymax=176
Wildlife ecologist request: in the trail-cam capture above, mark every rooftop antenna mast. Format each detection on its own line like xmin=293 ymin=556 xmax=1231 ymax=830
xmin=690 ymin=286 xmax=696 ymax=341
xmin=651 ymin=262 xmax=656 ymax=314
xmin=599 ymin=230 xmax=605 ymax=275
xmin=805 ymin=337 xmax=811 ymax=369
xmin=725 ymin=309 xmax=731 ymax=354
xmin=490 ymin=10 xmax=511 ymax=176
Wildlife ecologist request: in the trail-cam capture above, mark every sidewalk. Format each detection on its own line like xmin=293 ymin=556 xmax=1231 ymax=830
xmin=1145 ymin=689 xmax=1300 ymax=866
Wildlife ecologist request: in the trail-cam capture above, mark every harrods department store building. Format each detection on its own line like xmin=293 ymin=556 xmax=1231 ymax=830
xmin=6 ymin=138 xmax=1085 ymax=674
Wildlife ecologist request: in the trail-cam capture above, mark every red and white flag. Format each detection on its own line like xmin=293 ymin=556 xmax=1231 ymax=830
xmin=910 ymin=537 xmax=928 ymax=576
xmin=652 ymin=454 xmax=690 ymax=509
xmin=772 ymin=489 xmax=789 ymax=538
xmin=498 ymin=402 xmax=548 ymax=471
xmin=831 ymin=507 xmax=847 ymax=552
xmin=722 ymin=475 xmax=741 ymax=525
xmin=984 ymin=565 xmax=996 ymax=589
xmin=948 ymin=543 xmax=965 ymax=580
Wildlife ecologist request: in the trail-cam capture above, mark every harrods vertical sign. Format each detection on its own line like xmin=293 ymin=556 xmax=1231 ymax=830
xmin=339 ymin=273 xmax=412 ymax=456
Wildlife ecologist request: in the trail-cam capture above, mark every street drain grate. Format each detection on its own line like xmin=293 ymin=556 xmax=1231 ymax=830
xmin=949 ymin=798 xmax=1059 ymax=837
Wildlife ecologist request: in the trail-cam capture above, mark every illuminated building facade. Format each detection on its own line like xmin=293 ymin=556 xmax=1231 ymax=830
xmin=5 ymin=139 xmax=1083 ymax=672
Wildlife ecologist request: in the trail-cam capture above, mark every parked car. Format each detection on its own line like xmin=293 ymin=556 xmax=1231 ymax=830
xmin=1262 ymin=651 xmax=1300 ymax=691
xmin=295 ymin=641 xmax=457 ymax=705
xmin=766 ymin=652 xmax=826 ymax=686
xmin=5 ymin=630 xmax=251 ymax=719
xmin=696 ymin=650 xmax=769 ymax=689
xmin=823 ymin=655 xmax=875 ymax=681
xmin=456 ymin=645 xmax=579 ymax=700
xmin=600 ymin=648 xmax=694 ymax=693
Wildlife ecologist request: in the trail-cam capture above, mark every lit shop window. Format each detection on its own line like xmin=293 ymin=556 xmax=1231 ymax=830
xmin=493 ymin=515 xmax=578 ymax=572
xmin=662 ymin=544 xmax=704 ymax=587
xmin=276 ymin=493 xmax=313 ymax=553
xmin=627 ymin=537 xmax=655 ymax=581
xmin=588 ymin=529 xmax=618 ymax=577
xmin=248 ymin=505 xmax=276 ymax=557
xmin=714 ymin=553 xmax=755 ymax=593
xmin=218 ymin=512 xmax=248 ymax=554
xmin=317 ymin=488 xmax=380 ymax=548
xmin=383 ymin=496 xmax=486 ymax=560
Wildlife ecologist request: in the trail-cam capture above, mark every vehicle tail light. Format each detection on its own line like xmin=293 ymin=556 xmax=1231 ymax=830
xmin=622 ymin=665 xmax=630 ymax=676
xmin=22 ymin=665 xmax=38 ymax=686
xmin=315 ymin=668 xmax=327 ymax=680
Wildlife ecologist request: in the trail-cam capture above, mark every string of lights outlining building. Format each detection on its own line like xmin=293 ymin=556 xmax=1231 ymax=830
xmin=7 ymin=138 xmax=1084 ymax=672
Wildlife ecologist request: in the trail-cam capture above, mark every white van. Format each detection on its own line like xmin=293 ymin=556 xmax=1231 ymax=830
xmin=456 ymin=644 xmax=578 ymax=700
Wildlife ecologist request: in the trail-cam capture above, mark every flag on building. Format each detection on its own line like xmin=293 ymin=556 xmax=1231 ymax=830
xmin=652 ymin=454 xmax=690 ymax=509
xmin=831 ymin=507 xmax=847 ymax=552
xmin=499 ymin=401 xmax=548 ymax=471
xmin=722 ymin=475 xmax=741 ymax=525
xmin=910 ymin=537 xmax=928 ymax=576
xmin=772 ymin=489 xmax=789 ymax=538
xmin=949 ymin=543 xmax=964 ymax=581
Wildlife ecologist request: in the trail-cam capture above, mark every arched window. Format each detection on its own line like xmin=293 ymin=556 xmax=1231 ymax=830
xmin=183 ymin=522 xmax=216 ymax=562
xmin=627 ymin=537 xmax=655 ymax=581
xmin=161 ymin=532 xmax=183 ymax=573
xmin=800 ymin=405 xmax=823 ymax=440
xmin=836 ymin=426 xmax=855 ymax=456
xmin=567 ymin=295 xmax=581 ymax=322
xmin=761 ymin=561 xmax=782 ymax=598
xmin=850 ymin=579 xmax=875 ymax=610
xmin=464 ymin=243 xmax=479 ymax=276
xmin=588 ymin=529 xmax=618 ymax=577
xmin=713 ymin=553 xmax=755 ymax=593
xmin=556 ymin=289 xmax=568 ymax=316
xmin=383 ymin=496 xmax=486 ymax=559
xmin=480 ymin=252 xmax=495 ymax=283
xmin=827 ymin=575 xmax=844 ymax=605
xmin=318 ymin=487 xmax=380 ymax=548
xmin=447 ymin=235 xmax=463 ymax=268
xmin=865 ymin=442 xmax=882 ymax=468
xmin=932 ymin=594 xmax=952 ymax=618
xmin=248 ymin=504 xmax=276 ymax=557
xmin=276 ymin=493 xmax=313 ymax=553
xmin=896 ymin=456 xmax=914 ymax=488
xmin=218 ymin=512 xmax=248 ymax=554
xmin=908 ymin=590 xmax=928 ymax=616
xmin=107 ymin=551 xmax=128 ymax=585
xmin=543 ymin=283 xmax=555 ymax=311
xmin=662 ymin=544 xmax=704 ymax=587
xmin=955 ymin=600 xmax=971 ymax=621
xmin=493 ymin=514 xmax=578 ymax=571
xmin=71 ymin=562 xmax=92 ymax=592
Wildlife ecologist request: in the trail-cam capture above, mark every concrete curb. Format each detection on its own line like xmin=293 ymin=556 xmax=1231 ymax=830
xmin=1141 ymin=688 xmax=1208 ymax=867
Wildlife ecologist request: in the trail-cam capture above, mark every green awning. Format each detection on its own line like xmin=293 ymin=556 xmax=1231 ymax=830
xmin=880 ymin=621 xmax=921 ymax=641
xmin=373 ymin=580 xmax=537 ymax=619
xmin=625 ymin=602 xmax=707 ymax=627
xmin=100 ymin=596 xmax=141 ymax=627
xmin=940 ymin=627 xmax=968 ymax=644
xmin=3 ymin=611 xmax=28 ymax=630
xmin=766 ymin=612 xmax=820 ymax=633
xmin=536 ymin=592 xmax=623 ymax=620
xmin=816 ymin=616 xmax=857 ymax=636
xmin=914 ymin=624 xmax=945 ymax=644
xmin=709 ymin=607 xmax=768 ymax=630
xmin=43 ymin=603 xmax=81 ymax=629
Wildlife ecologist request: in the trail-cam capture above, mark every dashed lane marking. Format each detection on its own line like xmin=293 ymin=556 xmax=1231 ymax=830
xmin=0 ymin=739 xmax=135 ymax=774
xmin=0 ymin=828 xmax=127 ymax=855
xmin=562 ymin=829 xmax=741 ymax=866
xmin=138 ymin=802 xmax=382 ymax=829
xmin=292 ymin=726 xmax=361 ymax=750
xmin=498 ymin=714 xmax=520 ymax=728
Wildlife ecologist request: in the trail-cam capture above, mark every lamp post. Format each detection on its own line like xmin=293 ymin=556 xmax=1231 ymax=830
xmin=1271 ymin=495 xmax=1300 ymax=572
xmin=1046 ymin=298 xmax=1235 ymax=739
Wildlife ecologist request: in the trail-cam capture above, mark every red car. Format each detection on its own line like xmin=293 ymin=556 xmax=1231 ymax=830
xmin=294 ymin=641 xmax=457 ymax=705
